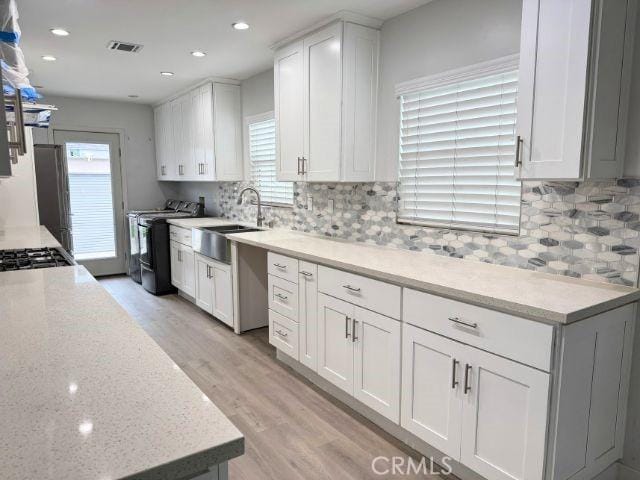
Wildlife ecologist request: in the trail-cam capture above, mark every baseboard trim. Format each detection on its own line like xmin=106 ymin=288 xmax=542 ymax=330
xmin=618 ymin=464 xmax=640 ymax=480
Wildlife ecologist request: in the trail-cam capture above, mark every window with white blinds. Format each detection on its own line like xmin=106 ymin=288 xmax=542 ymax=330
xmin=397 ymin=58 xmax=521 ymax=234
xmin=247 ymin=115 xmax=293 ymax=206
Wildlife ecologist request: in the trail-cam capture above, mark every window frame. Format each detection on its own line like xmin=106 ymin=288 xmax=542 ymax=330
xmin=243 ymin=111 xmax=293 ymax=208
xmin=394 ymin=54 xmax=522 ymax=236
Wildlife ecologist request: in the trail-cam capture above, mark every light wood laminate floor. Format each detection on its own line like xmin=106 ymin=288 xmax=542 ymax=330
xmin=100 ymin=276 xmax=440 ymax=479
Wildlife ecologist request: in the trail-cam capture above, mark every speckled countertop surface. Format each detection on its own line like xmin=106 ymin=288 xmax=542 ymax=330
xmin=228 ymin=229 xmax=640 ymax=324
xmin=0 ymin=266 xmax=243 ymax=480
xmin=0 ymin=225 xmax=61 ymax=250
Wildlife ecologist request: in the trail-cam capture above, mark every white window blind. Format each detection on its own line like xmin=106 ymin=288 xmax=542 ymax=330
xmin=248 ymin=116 xmax=293 ymax=206
xmin=397 ymin=61 xmax=521 ymax=234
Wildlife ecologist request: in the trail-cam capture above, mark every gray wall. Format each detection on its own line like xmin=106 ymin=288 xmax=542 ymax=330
xmin=33 ymin=95 xmax=172 ymax=211
xmin=623 ymin=5 xmax=640 ymax=178
xmin=375 ymin=0 xmax=523 ymax=180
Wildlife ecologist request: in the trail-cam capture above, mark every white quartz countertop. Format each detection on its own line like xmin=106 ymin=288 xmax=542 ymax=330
xmin=0 ymin=266 xmax=243 ymax=480
xmin=0 ymin=225 xmax=61 ymax=250
xmin=228 ymin=229 xmax=640 ymax=324
xmin=167 ymin=217 xmax=258 ymax=229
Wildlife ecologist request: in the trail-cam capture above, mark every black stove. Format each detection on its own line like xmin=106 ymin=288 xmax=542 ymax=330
xmin=0 ymin=247 xmax=75 ymax=272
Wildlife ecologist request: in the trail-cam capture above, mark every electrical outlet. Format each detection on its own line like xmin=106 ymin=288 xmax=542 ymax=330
xmin=328 ymin=199 xmax=334 ymax=214
xmin=307 ymin=194 xmax=313 ymax=211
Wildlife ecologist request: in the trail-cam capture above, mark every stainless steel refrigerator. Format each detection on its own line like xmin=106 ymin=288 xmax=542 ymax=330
xmin=33 ymin=144 xmax=74 ymax=254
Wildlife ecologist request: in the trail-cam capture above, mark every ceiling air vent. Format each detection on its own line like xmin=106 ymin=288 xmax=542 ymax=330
xmin=107 ymin=40 xmax=143 ymax=53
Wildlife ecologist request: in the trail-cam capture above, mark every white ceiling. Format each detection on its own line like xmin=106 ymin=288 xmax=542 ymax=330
xmin=17 ymin=0 xmax=430 ymax=104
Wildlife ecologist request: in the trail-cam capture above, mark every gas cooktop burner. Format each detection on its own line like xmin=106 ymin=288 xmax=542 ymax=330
xmin=0 ymin=247 xmax=75 ymax=272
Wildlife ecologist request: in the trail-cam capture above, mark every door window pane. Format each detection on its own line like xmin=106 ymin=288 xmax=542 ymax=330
xmin=65 ymin=142 xmax=116 ymax=260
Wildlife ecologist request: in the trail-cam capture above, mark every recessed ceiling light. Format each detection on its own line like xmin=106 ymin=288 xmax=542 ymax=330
xmin=232 ymin=22 xmax=249 ymax=30
xmin=160 ymin=71 xmax=174 ymax=76
xmin=50 ymin=28 xmax=69 ymax=36
xmin=191 ymin=50 xmax=206 ymax=57
xmin=42 ymin=55 xmax=57 ymax=62
xmin=128 ymin=94 xmax=139 ymax=98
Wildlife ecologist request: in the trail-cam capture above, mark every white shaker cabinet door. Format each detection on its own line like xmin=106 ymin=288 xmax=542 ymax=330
xmin=353 ymin=306 xmax=401 ymax=423
xmin=181 ymin=245 xmax=196 ymax=298
xmin=298 ymin=262 xmax=318 ymax=371
xmin=460 ymin=347 xmax=550 ymax=480
xmin=303 ymin=22 xmax=343 ymax=182
xmin=317 ymin=293 xmax=354 ymax=395
xmin=517 ymin=0 xmax=592 ymax=179
xmin=170 ymin=240 xmax=183 ymax=290
xmin=274 ymin=41 xmax=305 ymax=181
xmin=195 ymin=254 xmax=214 ymax=314
xmin=212 ymin=261 xmax=233 ymax=327
xmin=401 ymin=324 xmax=464 ymax=460
xmin=213 ymin=83 xmax=243 ymax=181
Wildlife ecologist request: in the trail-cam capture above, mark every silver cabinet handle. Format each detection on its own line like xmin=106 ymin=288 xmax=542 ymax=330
xmin=300 ymin=271 xmax=313 ymax=277
xmin=301 ymin=156 xmax=307 ymax=175
xmin=178 ymin=250 xmax=182 ymax=262
xmin=206 ymin=264 xmax=211 ymax=279
xmin=464 ymin=364 xmax=472 ymax=395
xmin=275 ymin=329 xmax=288 ymax=338
xmin=297 ymin=156 xmax=302 ymax=175
xmin=345 ymin=316 xmax=351 ymax=339
xmin=343 ymin=284 xmax=361 ymax=292
xmin=352 ymin=318 xmax=358 ymax=343
xmin=275 ymin=293 xmax=288 ymax=301
xmin=449 ymin=317 xmax=478 ymax=329
xmin=515 ymin=135 xmax=523 ymax=167
xmin=451 ymin=358 xmax=459 ymax=389
xmin=273 ymin=263 xmax=287 ymax=269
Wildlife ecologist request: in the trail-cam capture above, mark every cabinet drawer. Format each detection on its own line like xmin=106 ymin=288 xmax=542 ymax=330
xmin=268 ymin=274 xmax=299 ymax=322
xmin=403 ymin=289 xmax=554 ymax=371
xmin=269 ymin=309 xmax=299 ymax=360
xmin=268 ymin=252 xmax=299 ymax=283
xmin=317 ymin=266 xmax=401 ymax=319
xmin=169 ymin=225 xmax=192 ymax=246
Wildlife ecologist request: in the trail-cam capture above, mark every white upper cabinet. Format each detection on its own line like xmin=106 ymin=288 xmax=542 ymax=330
xmin=275 ymin=21 xmax=380 ymax=182
xmin=274 ymin=41 xmax=305 ymax=181
xmin=154 ymin=82 xmax=243 ymax=182
xmin=516 ymin=0 xmax=635 ymax=180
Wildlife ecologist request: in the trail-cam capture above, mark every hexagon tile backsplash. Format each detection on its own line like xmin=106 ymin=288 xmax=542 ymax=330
xmin=203 ymin=179 xmax=640 ymax=287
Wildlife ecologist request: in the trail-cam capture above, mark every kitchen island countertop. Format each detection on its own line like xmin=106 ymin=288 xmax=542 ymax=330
xmin=0 ymin=265 xmax=243 ymax=480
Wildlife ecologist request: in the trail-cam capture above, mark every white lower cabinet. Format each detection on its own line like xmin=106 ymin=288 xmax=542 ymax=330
xmin=298 ymin=261 xmax=318 ymax=371
xmin=401 ymin=324 xmax=550 ymax=480
xmin=317 ymin=292 xmax=401 ymax=422
xmin=460 ymin=345 xmax=550 ymax=480
xmin=170 ymin=240 xmax=195 ymax=297
xmin=194 ymin=253 xmax=233 ymax=327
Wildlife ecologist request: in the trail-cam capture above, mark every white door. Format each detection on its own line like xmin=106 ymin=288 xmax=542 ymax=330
xmin=53 ymin=130 xmax=125 ymax=276
xmin=200 ymin=84 xmax=215 ymax=180
xmin=213 ymin=83 xmax=243 ymax=181
xmin=353 ymin=306 xmax=401 ymax=423
xmin=170 ymin=240 xmax=183 ymax=289
xmin=303 ymin=22 xmax=343 ymax=182
xmin=516 ymin=0 xmax=592 ymax=179
xmin=298 ymin=262 xmax=318 ymax=371
xmin=154 ymin=106 xmax=166 ymax=180
xmin=274 ymin=41 xmax=304 ymax=181
xmin=401 ymin=324 xmax=464 ymax=460
xmin=212 ymin=261 xmax=233 ymax=327
xmin=195 ymin=254 xmax=214 ymax=314
xmin=460 ymin=347 xmax=550 ymax=480
xmin=317 ymin=293 xmax=354 ymax=394
xmin=181 ymin=245 xmax=196 ymax=297
xmin=191 ymin=87 xmax=207 ymax=179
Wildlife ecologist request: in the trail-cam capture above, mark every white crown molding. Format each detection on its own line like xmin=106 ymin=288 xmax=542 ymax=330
xmin=270 ymin=10 xmax=383 ymax=50
xmin=153 ymin=76 xmax=241 ymax=107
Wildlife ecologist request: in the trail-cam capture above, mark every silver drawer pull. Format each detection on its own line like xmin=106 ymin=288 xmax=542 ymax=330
xmin=275 ymin=293 xmax=288 ymax=301
xmin=342 ymin=284 xmax=361 ymax=292
xmin=275 ymin=329 xmax=288 ymax=338
xmin=449 ymin=317 xmax=478 ymax=329
xmin=273 ymin=263 xmax=287 ymax=269
xmin=300 ymin=271 xmax=313 ymax=277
